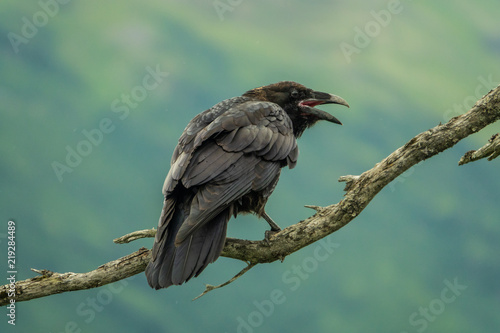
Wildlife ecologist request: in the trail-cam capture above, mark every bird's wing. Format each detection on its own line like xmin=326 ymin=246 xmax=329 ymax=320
xmin=163 ymin=100 xmax=298 ymax=195
xmin=164 ymin=100 xmax=299 ymax=244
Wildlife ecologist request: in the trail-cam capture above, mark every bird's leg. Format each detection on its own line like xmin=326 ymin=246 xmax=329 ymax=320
xmin=262 ymin=211 xmax=281 ymax=231
xmin=262 ymin=211 xmax=281 ymax=245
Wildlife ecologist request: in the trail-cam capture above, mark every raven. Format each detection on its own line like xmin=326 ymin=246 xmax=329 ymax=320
xmin=145 ymin=81 xmax=349 ymax=289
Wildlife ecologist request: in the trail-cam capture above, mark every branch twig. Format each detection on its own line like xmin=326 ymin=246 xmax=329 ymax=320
xmin=113 ymin=228 xmax=156 ymax=244
xmin=192 ymin=263 xmax=256 ymax=301
xmin=338 ymin=175 xmax=360 ymax=191
xmin=458 ymin=133 xmax=500 ymax=165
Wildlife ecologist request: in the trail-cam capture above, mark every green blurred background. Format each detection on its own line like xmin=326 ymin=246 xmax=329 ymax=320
xmin=1 ymin=0 xmax=499 ymax=332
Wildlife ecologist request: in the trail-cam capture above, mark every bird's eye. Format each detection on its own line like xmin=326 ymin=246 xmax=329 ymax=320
xmin=290 ymin=90 xmax=299 ymax=98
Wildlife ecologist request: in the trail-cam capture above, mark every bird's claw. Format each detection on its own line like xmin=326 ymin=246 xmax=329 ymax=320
xmin=263 ymin=228 xmax=281 ymax=246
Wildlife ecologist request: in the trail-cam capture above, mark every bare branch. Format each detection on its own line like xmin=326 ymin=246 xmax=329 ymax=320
xmin=2 ymin=85 xmax=499 ymax=306
xmin=192 ymin=263 xmax=256 ymax=301
xmin=459 ymin=133 xmax=500 ymax=165
xmin=31 ymin=268 xmax=54 ymax=276
xmin=304 ymin=205 xmax=324 ymax=212
xmin=0 ymin=248 xmax=150 ymax=306
xmin=113 ymin=228 xmax=156 ymax=244
xmin=338 ymin=175 xmax=360 ymax=191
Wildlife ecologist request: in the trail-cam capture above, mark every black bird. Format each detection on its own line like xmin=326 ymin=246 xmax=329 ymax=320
xmin=145 ymin=81 xmax=349 ymax=289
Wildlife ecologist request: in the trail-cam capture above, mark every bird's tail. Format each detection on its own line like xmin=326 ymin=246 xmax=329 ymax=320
xmin=145 ymin=196 xmax=229 ymax=289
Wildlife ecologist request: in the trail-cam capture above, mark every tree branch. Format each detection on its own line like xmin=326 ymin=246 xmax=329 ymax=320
xmin=458 ymin=133 xmax=500 ymax=165
xmin=2 ymin=85 xmax=499 ymax=306
xmin=113 ymin=228 xmax=156 ymax=244
xmin=0 ymin=248 xmax=151 ymax=306
xmin=192 ymin=263 xmax=256 ymax=301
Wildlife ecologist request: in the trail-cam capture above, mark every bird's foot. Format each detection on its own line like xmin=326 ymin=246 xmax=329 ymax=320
xmin=263 ymin=227 xmax=281 ymax=246
xmin=261 ymin=211 xmax=281 ymax=245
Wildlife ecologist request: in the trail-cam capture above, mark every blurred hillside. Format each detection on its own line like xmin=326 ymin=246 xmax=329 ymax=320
xmin=1 ymin=1 xmax=499 ymax=332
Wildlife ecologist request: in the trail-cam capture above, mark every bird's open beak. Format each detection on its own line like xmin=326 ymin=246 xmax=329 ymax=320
xmin=299 ymin=91 xmax=349 ymax=125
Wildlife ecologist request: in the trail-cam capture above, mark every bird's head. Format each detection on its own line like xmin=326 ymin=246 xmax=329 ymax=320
xmin=243 ymin=81 xmax=349 ymax=137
